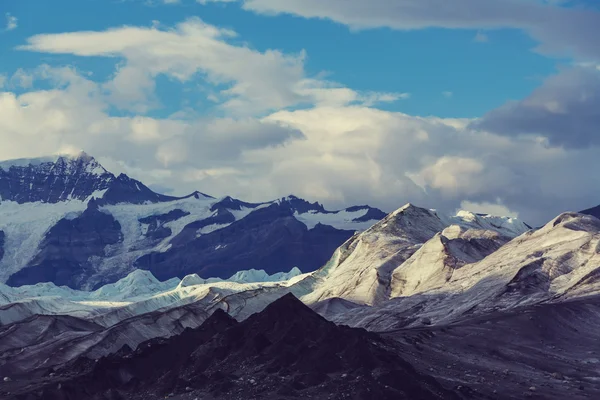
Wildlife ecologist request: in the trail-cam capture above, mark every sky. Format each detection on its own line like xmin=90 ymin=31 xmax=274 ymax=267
xmin=0 ymin=0 xmax=599 ymax=225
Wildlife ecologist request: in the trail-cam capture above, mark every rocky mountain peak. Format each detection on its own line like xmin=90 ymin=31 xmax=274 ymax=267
xmin=0 ymin=152 xmax=113 ymax=204
xmin=0 ymin=152 xmax=194 ymax=206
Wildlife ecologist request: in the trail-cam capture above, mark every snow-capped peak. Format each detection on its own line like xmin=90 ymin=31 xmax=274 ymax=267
xmin=300 ymin=202 xmax=531 ymax=306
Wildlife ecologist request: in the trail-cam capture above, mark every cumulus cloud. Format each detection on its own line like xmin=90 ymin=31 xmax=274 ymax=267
xmin=240 ymin=0 xmax=600 ymax=61
xmin=1 ymin=68 xmax=599 ymax=225
xmin=0 ymin=64 xmax=302 ymax=186
xmin=472 ymin=66 xmax=600 ymax=149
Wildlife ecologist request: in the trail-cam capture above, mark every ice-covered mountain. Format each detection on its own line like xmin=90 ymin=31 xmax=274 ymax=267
xmin=324 ymin=211 xmax=600 ymax=331
xmin=0 ymin=267 xmax=305 ymax=326
xmin=0 ymin=152 xmax=386 ymax=290
xmin=0 ymin=202 xmax=534 ymax=328
xmin=300 ymin=203 xmax=530 ymax=306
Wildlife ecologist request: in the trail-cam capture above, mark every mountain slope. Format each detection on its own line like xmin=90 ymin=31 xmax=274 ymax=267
xmin=330 ymin=212 xmax=600 ymax=331
xmin=390 ymin=226 xmax=510 ymax=298
xmin=3 ymin=294 xmax=457 ymax=400
xmin=300 ymin=203 xmax=529 ymax=306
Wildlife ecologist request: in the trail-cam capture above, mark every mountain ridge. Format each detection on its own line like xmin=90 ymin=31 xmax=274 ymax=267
xmin=0 ymin=152 xmax=388 ymax=289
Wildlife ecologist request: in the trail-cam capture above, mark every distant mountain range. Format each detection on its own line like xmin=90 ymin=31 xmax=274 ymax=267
xmin=0 ymin=152 xmax=387 ymax=290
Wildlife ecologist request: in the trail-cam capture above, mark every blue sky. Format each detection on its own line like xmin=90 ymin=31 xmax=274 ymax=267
xmin=2 ymin=0 xmax=560 ymax=118
xmin=1 ymin=0 xmax=600 ymax=224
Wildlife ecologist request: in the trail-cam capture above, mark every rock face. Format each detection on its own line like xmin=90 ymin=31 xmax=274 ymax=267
xmin=0 ymin=152 xmax=185 ymax=206
xmin=135 ymin=204 xmax=357 ymax=280
xmin=3 ymin=294 xmax=456 ymax=400
xmin=581 ymin=204 xmax=600 ymax=220
xmin=0 ymin=153 xmax=112 ymax=204
xmin=138 ymin=209 xmax=191 ymax=241
xmin=6 ymin=200 xmax=123 ymax=289
xmin=0 ymin=153 xmax=386 ymax=289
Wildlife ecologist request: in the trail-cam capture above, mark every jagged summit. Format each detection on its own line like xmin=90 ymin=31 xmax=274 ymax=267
xmin=0 ymin=152 xmax=113 ymax=204
xmin=0 ymin=151 xmax=202 ymax=205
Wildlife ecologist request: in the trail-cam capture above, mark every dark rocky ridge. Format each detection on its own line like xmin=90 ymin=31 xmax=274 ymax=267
xmin=6 ymin=199 xmax=123 ymax=288
xmin=0 ymin=302 xmax=214 ymax=379
xmin=349 ymin=205 xmax=389 ymax=222
xmin=135 ymin=204 xmax=357 ymax=280
xmin=581 ymin=204 xmax=600 ymax=220
xmin=2 ymin=294 xmax=457 ymax=400
xmin=0 ymin=153 xmax=113 ymax=204
xmin=139 ymin=209 xmax=191 ymax=241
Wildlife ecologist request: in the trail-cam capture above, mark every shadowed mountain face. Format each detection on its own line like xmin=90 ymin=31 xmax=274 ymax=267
xmin=581 ymin=204 xmax=600 ymax=220
xmin=387 ymin=296 xmax=600 ymax=400
xmin=6 ymin=200 xmax=123 ymax=289
xmin=135 ymin=204 xmax=357 ymax=280
xmin=3 ymin=294 xmax=456 ymax=400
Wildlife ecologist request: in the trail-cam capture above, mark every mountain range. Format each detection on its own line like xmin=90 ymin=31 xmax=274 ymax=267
xmin=1 ymin=152 xmax=600 ymax=399
xmin=0 ymin=152 xmax=386 ymax=290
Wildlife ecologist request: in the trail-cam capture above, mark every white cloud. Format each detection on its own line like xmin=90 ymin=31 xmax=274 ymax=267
xmin=459 ymin=200 xmax=520 ymax=219
xmin=19 ymin=19 xmax=398 ymax=115
xmin=5 ymin=13 xmax=17 ymax=31
xmin=1 ymin=69 xmax=599 ymax=225
xmin=240 ymin=0 xmax=600 ymax=61
xmin=416 ymin=156 xmax=485 ymax=197
xmin=442 ymin=91 xmax=453 ymax=98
